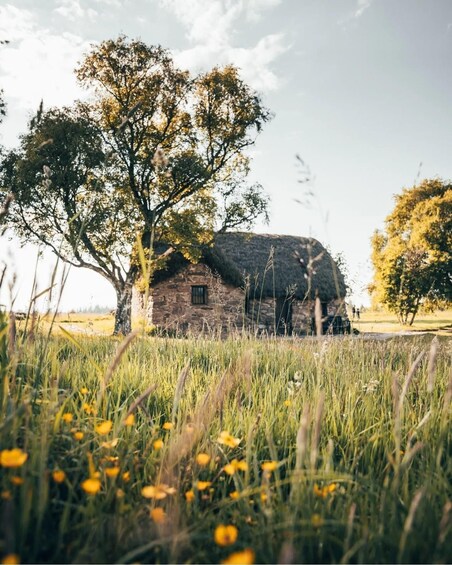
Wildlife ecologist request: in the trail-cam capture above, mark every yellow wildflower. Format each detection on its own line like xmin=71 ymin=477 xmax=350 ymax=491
xmin=10 ymin=476 xmax=24 ymax=486
xmin=1 ymin=554 xmax=20 ymax=565
xmin=101 ymin=438 xmax=119 ymax=449
xmin=124 ymin=414 xmax=135 ymax=426
xmin=150 ymin=507 xmax=166 ymax=524
xmin=141 ymin=484 xmax=176 ymax=500
xmin=261 ymin=461 xmax=278 ymax=473
xmin=221 ymin=548 xmax=255 ymax=564
xmin=283 ymin=399 xmax=292 ymax=407
xmin=311 ymin=513 xmax=324 ymax=528
xmin=105 ymin=467 xmax=120 ymax=478
xmin=83 ymin=403 xmax=95 ymax=415
xmin=81 ymin=478 xmax=101 ymax=495
xmin=162 ymin=422 xmax=173 ymax=430
xmin=229 ymin=490 xmax=240 ymax=500
xmin=314 ymin=483 xmax=337 ymax=498
xmin=185 ymin=489 xmax=195 ymax=502
xmin=196 ymin=481 xmax=212 ymax=491
xmin=122 ymin=471 xmax=131 ymax=483
xmin=224 ymin=459 xmax=248 ymax=475
xmin=73 ymin=431 xmax=84 ymax=441
xmin=218 ymin=431 xmax=241 ymax=448
xmin=95 ymin=420 xmax=113 ymax=435
xmin=116 ymin=488 xmax=125 ymax=498
xmin=196 ymin=453 xmax=211 ymax=466
xmin=62 ymin=413 xmax=73 ymax=423
xmin=153 ymin=439 xmax=164 ymax=450
xmin=80 ymin=387 xmax=89 ymax=395
xmin=0 ymin=449 xmax=28 ymax=468
xmin=52 ymin=470 xmax=66 ymax=483
xmin=214 ymin=524 xmax=238 ymax=546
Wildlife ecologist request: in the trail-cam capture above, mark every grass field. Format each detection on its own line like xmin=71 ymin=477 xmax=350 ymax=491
xmin=33 ymin=308 xmax=452 ymax=338
xmin=0 ymin=310 xmax=451 ymax=563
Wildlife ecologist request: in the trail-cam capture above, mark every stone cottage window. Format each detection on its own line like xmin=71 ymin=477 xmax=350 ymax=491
xmin=191 ymin=285 xmax=208 ymax=305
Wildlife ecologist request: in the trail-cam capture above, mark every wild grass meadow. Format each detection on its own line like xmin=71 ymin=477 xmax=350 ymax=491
xmin=0 ymin=313 xmax=451 ymax=563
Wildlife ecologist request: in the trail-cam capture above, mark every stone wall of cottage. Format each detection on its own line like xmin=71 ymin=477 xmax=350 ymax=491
xmin=132 ymin=263 xmax=348 ymax=335
xmin=133 ymin=263 xmax=246 ymax=334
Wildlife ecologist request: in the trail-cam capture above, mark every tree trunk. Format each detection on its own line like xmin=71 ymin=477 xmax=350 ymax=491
xmin=113 ymin=282 xmax=134 ymax=336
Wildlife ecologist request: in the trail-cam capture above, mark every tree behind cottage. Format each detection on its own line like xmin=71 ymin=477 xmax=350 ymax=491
xmin=0 ymin=36 xmax=270 ymax=334
xmin=370 ymin=178 xmax=452 ymax=324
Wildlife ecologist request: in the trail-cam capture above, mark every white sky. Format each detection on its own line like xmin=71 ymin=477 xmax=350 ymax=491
xmin=1 ymin=0 xmax=451 ymax=311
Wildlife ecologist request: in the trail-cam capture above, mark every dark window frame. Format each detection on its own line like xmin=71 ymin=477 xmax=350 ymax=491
xmin=191 ymin=285 xmax=208 ymax=305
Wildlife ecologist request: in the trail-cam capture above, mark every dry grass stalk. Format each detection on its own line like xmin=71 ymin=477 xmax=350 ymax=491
xmin=398 ymin=488 xmax=424 ymax=561
xmin=438 ymin=500 xmax=452 ymax=546
xmin=172 ymin=363 xmax=191 ymax=422
xmin=399 ymin=351 xmax=424 ymax=412
xmin=101 ymin=330 xmax=140 ymax=393
xmin=159 ymin=351 xmax=252 ymax=556
xmin=7 ymin=311 xmax=16 ymax=357
xmin=277 ymin=540 xmax=296 ymax=564
xmin=343 ymin=502 xmax=356 ymax=557
xmin=125 ymin=383 xmax=158 ymax=420
xmin=427 ymin=336 xmax=439 ymax=393
xmin=310 ymin=391 xmax=325 ymax=468
xmin=314 ymin=296 xmax=322 ymax=336
xmin=295 ymin=405 xmax=310 ymax=470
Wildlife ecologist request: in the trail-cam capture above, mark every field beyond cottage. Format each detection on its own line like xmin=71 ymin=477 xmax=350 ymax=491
xmin=0 ymin=322 xmax=451 ymax=563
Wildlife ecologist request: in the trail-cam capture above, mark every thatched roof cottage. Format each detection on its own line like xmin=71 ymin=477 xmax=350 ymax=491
xmin=132 ymin=232 xmax=349 ymax=335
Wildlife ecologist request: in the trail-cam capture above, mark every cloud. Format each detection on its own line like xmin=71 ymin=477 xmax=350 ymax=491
xmin=0 ymin=6 xmax=92 ymax=110
xmin=354 ymin=0 xmax=373 ymax=18
xmin=54 ymin=0 xmax=98 ymax=22
xmin=159 ymin=0 xmax=286 ymax=91
xmin=0 ymin=4 xmax=35 ymax=41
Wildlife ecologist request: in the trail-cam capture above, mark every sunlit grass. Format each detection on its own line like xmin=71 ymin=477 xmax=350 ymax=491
xmin=0 ymin=322 xmax=451 ymax=563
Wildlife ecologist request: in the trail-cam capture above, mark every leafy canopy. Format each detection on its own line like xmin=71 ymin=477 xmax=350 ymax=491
xmin=0 ymin=36 xmax=271 ymax=334
xmin=370 ymin=178 xmax=452 ymax=324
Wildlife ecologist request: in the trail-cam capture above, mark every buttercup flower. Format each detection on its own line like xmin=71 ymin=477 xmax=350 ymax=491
xmin=153 ymin=439 xmax=164 ymax=450
xmin=311 ymin=513 xmax=324 ymax=528
xmin=162 ymin=422 xmax=173 ymax=430
xmin=0 ymin=449 xmax=28 ymax=468
xmin=95 ymin=421 xmax=113 ymax=435
xmin=81 ymin=478 xmax=101 ymax=495
xmin=141 ymin=484 xmax=176 ymax=500
xmin=124 ymin=414 xmax=135 ymax=426
xmin=122 ymin=471 xmax=131 ymax=483
xmin=229 ymin=490 xmax=240 ymax=500
xmin=150 ymin=507 xmax=166 ymax=524
xmin=221 ymin=548 xmax=255 ymax=564
xmin=73 ymin=431 xmax=84 ymax=441
xmin=196 ymin=453 xmax=211 ymax=466
xmin=218 ymin=431 xmax=241 ymax=448
xmin=185 ymin=489 xmax=195 ymax=502
xmin=214 ymin=524 xmax=238 ymax=546
xmin=314 ymin=483 xmax=337 ymax=498
xmin=105 ymin=467 xmax=120 ymax=478
xmin=196 ymin=481 xmax=212 ymax=491
xmin=62 ymin=413 xmax=73 ymax=423
xmin=52 ymin=470 xmax=66 ymax=483
xmin=261 ymin=461 xmax=278 ymax=473
xmin=223 ymin=459 xmax=248 ymax=475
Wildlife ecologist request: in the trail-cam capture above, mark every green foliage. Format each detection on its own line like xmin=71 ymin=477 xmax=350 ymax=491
xmin=0 ymin=332 xmax=451 ymax=563
xmin=370 ymin=179 xmax=452 ymax=324
xmin=0 ymin=35 xmax=271 ymax=334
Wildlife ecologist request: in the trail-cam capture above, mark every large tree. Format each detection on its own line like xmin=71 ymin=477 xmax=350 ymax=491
xmin=370 ymin=178 xmax=452 ymax=324
xmin=0 ymin=36 xmax=270 ymax=334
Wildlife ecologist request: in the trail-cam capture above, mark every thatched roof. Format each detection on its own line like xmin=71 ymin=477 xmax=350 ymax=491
xmin=152 ymin=232 xmax=346 ymax=301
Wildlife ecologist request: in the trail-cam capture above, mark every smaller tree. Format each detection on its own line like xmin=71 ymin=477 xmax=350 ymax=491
xmin=370 ymin=178 xmax=452 ymax=324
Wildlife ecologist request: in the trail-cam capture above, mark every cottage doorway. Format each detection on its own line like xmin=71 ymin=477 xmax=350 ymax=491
xmin=275 ymin=297 xmax=293 ymax=335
